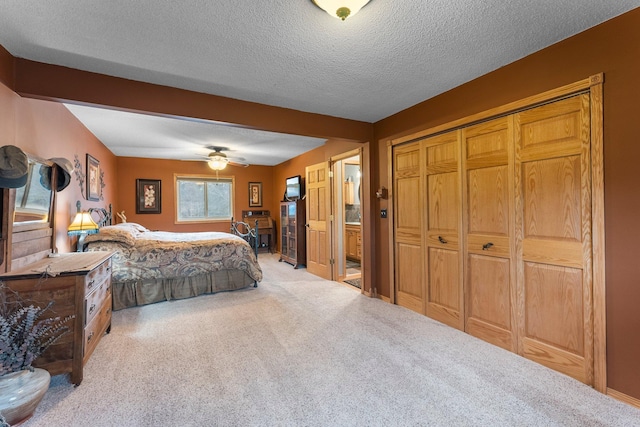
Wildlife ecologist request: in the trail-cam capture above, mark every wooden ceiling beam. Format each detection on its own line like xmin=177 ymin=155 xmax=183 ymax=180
xmin=13 ymin=58 xmax=373 ymax=143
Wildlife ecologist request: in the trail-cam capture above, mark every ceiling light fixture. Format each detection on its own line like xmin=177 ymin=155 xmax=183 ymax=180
xmin=311 ymin=0 xmax=371 ymax=21
xmin=207 ymin=152 xmax=229 ymax=171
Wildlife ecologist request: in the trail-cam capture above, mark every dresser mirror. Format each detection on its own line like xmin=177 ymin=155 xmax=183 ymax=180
xmin=13 ymin=157 xmax=54 ymax=225
xmin=1 ymin=154 xmax=57 ymax=272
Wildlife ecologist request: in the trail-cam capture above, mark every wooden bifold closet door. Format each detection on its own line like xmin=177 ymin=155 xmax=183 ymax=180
xmin=393 ymin=142 xmax=424 ymax=314
xmin=423 ymin=131 xmax=463 ymax=330
xmin=392 ymin=92 xmax=595 ymax=385
xmin=514 ymin=94 xmax=593 ymax=384
xmin=462 ymin=116 xmax=517 ymax=352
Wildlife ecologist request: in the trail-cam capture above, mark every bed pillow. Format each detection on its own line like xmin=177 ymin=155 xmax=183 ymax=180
xmin=85 ymin=225 xmax=137 ymax=246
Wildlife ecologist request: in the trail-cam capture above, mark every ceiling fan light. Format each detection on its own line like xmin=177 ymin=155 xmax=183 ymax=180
xmin=207 ymin=154 xmax=228 ymax=171
xmin=312 ymin=0 xmax=370 ymax=20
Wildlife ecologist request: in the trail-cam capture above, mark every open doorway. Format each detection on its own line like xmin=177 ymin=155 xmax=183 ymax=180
xmin=332 ymin=151 xmax=362 ymax=290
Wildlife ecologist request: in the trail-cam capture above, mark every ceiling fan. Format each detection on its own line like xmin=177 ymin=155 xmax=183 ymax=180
xmin=205 ymin=146 xmax=249 ymax=170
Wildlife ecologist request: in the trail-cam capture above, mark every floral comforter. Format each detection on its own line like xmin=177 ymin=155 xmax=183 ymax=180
xmin=84 ymin=223 xmax=263 ymax=283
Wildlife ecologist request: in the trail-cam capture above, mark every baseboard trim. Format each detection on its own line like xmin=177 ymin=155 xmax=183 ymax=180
xmin=608 ymin=388 xmax=640 ymax=408
xmin=378 ymin=294 xmax=391 ymax=303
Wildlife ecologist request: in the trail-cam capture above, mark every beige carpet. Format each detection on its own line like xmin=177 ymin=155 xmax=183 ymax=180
xmin=24 ymin=254 xmax=640 ymax=426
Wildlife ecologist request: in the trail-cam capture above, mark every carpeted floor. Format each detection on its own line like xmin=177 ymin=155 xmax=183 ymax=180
xmin=24 ymin=253 xmax=640 ymax=426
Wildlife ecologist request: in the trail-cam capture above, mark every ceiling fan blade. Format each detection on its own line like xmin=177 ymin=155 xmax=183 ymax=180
xmin=228 ymin=160 xmax=249 ymax=168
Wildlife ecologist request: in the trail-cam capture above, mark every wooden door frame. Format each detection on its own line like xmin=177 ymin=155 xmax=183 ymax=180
xmin=387 ymin=74 xmax=606 ymax=392
xmin=330 ymin=148 xmax=364 ymax=291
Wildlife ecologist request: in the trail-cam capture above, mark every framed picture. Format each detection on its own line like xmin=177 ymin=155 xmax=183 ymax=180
xmin=249 ymin=182 xmax=262 ymax=207
xmin=86 ymin=154 xmax=100 ymax=201
xmin=136 ymin=179 xmax=162 ymax=214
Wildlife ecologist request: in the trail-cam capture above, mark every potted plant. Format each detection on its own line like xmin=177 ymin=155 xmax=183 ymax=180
xmin=0 ymin=284 xmax=73 ymax=426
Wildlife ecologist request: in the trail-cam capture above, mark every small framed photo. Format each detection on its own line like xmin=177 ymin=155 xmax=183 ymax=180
xmin=136 ymin=179 xmax=162 ymax=214
xmin=249 ymin=182 xmax=262 ymax=207
xmin=86 ymin=154 xmax=100 ymax=201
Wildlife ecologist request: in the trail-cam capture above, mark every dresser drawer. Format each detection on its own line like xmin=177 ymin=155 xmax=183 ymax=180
xmin=85 ymin=279 xmax=112 ymax=326
xmin=85 ymin=258 xmax=112 ymax=294
xmin=83 ymin=298 xmax=111 ymax=362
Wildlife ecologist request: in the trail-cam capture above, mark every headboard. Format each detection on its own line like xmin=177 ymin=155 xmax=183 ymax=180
xmin=88 ymin=204 xmax=113 ymax=228
xmin=230 ymin=218 xmax=259 ymax=258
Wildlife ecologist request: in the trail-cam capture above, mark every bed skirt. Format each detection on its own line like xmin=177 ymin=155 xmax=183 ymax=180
xmin=112 ymin=269 xmax=256 ymax=310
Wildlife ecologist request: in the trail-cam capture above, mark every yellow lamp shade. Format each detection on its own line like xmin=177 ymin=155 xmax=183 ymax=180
xmin=67 ymin=211 xmax=99 ymax=235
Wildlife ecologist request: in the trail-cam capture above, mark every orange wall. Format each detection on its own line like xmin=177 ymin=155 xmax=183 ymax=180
xmin=374 ymin=9 xmax=640 ymax=398
xmin=271 ymin=139 xmax=363 ymax=205
xmin=115 ymin=157 xmax=275 ymax=232
xmin=0 ymin=79 xmax=117 ymax=253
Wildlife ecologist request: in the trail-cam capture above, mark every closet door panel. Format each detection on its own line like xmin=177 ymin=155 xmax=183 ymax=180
xmin=515 ymin=94 xmax=593 ymax=385
xmin=424 ymin=131 xmax=463 ymax=329
xmin=522 ymin=156 xmax=582 ymax=241
xmin=467 ymin=166 xmax=509 ymax=235
xmin=523 ymin=263 xmax=584 ymax=355
xmin=394 ymin=143 xmax=425 ymax=314
xmin=463 ymin=117 xmax=516 ymax=352
xmin=426 ymin=247 xmax=460 ymax=326
xmin=466 ymin=254 xmax=513 ymax=351
xmin=522 ymin=262 xmax=587 ymax=382
xmin=396 ymin=242 xmax=424 ymax=313
xmin=396 ymin=177 xmax=421 ymax=234
xmin=396 ymin=174 xmax=423 ymax=312
xmin=426 ymin=172 xmax=459 ymax=246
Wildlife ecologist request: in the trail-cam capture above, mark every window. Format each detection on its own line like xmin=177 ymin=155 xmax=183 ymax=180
xmin=175 ymin=175 xmax=234 ymax=222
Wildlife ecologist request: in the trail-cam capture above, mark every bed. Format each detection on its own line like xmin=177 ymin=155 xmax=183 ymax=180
xmin=84 ymin=216 xmax=263 ymax=310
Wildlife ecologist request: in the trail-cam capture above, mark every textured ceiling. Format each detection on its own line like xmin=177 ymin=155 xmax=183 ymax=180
xmin=0 ymin=1 xmax=638 ymax=164
xmin=63 ymin=104 xmax=327 ymax=166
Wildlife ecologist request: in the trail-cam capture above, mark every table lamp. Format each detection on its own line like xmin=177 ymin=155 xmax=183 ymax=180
xmin=67 ymin=201 xmax=99 ymax=251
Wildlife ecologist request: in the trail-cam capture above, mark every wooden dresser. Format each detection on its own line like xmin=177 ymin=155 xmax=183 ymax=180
xmin=0 ymin=251 xmax=113 ymax=385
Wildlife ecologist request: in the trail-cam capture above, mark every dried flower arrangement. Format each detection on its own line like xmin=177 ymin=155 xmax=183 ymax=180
xmin=0 ymin=284 xmax=74 ymax=376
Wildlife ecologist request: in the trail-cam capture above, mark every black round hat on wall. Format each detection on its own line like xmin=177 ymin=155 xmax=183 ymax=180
xmin=0 ymin=145 xmax=28 ymax=188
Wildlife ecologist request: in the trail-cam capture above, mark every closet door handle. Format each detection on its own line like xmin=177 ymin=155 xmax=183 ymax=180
xmin=482 ymin=242 xmax=494 ymax=250
xmin=438 ymin=236 xmax=448 ymax=244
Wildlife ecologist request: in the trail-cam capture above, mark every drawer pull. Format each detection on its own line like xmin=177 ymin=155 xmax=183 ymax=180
xmin=89 ymin=303 xmax=96 ymax=315
xmin=438 ymin=236 xmax=448 ymax=244
xmin=482 ymin=242 xmax=494 ymax=250
xmin=87 ymin=279 xmax=95 ymax=288
xmin=87 ymin=331 xmax=95 ymax=343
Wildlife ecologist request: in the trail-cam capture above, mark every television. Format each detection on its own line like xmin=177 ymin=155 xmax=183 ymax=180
xmin=285 ymin=175 xmax=303 ymax=200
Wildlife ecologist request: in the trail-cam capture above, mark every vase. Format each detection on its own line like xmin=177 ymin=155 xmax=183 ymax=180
xmin=0 ymin=368 xmax=50 ymax=426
